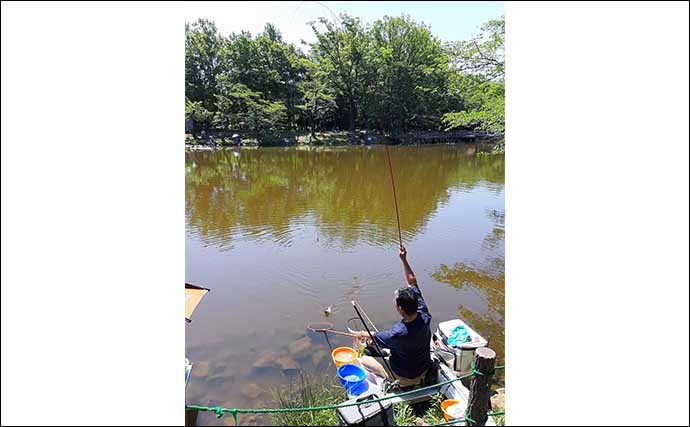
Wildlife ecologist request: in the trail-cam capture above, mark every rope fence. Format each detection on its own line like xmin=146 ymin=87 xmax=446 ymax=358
xmin=186 ymin=365 xmax=505 ymax=425
xmin=426 ymin=411 xmax=505 ymax=427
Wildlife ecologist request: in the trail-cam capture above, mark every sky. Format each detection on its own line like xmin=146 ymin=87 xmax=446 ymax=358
xmin=184 ymin=1 xmax=504 ymax=48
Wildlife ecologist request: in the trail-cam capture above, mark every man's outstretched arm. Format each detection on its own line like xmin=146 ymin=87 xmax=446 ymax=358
xmin=399 ymin=245 xmax=417 ymax=286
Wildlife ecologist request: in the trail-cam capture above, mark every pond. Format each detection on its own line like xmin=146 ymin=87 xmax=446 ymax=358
xmin=185 ymin=145 xmax=504 ymax=425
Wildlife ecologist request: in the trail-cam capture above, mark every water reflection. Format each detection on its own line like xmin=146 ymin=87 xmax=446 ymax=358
xmin=429 ymin=203 xmax=505 ymax=383
xmin=431 ymin=263 xmax=504 ymax=353
xmin=186 ymin=146 xmax=504 ymax=249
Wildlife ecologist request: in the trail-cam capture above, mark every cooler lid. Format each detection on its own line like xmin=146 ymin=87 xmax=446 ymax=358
xmin=437 ymin=319 xmax=488 ymax=349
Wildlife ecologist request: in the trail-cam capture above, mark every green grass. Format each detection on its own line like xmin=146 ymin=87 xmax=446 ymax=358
xmin=272 ymin=377 xmax=503 ymax=426
xmin=421 ymin=393 xmax=447 ymax=425
xmin=271 ymin=373 xmax=345 ymax=426
xmin=271 ymin=374 xmax=443 ymax=427
xmin=394 ymin=402 xmax=417 ymax=425
xmin=390 ymin=393 xmax=449 ymax=426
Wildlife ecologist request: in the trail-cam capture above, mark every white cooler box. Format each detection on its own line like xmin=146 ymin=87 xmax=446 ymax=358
xmin=434 ymin=319 xmax=488 ymax=374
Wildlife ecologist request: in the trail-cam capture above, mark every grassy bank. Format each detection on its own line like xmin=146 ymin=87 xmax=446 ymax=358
xmin=271 ymin=373 xmax=505 ymax=426
xmin=270 ymin=373 xmax=345 ymax=426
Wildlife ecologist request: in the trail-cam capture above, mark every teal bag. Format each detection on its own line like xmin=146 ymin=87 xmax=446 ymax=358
xmin=447 ymin=325 xmax=471 ymax=347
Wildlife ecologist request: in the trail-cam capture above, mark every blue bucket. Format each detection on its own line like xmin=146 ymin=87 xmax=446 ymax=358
xmin=337 ymin=364 xmax=368 ymax=396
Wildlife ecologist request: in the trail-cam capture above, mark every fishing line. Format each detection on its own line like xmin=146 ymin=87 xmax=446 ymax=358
xmin=384 ymin=142 xmax=402 ymax=249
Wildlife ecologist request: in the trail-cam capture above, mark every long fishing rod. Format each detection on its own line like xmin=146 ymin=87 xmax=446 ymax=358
xmin=354 ymin=301 xmax=379 ymax=333
xmin=383 ymin=143 xmax=403 ymax=249
xmin=352 ymin=301 xmax=398 ymax=383
xmin=371 ymin=83 xmax=403 ymax=250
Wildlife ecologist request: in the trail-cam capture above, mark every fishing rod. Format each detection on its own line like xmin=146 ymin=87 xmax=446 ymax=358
xmin=351 ymin=301 xmax=398 ymax=383
xmin=383 ymin=143 xmax=403 ymax=249
xmin=354 ymin=301 xmax=379 ymax=333
xmin=369 ymin=81 xmax=403 ymax=250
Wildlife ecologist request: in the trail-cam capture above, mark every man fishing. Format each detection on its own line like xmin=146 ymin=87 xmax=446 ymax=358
xmin=355 ymin=245 xmax=432 ymax=387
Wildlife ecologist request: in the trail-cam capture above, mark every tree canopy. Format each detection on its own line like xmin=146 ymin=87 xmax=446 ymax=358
xmin=185 ymin=14 xmax=505 ymax=150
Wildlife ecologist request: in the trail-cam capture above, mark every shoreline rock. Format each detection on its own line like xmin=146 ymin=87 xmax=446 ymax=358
xmin=288 ymin=336 xmax=312 ymax=359
xmin=276 ymin=356 xmax=299 ymax=371
xmin=252 ymin=351 xmax=277 ymax=369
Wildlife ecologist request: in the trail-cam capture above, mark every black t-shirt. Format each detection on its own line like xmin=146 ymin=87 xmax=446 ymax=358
xmin=373 ymin=284 xmax=432 ymax=379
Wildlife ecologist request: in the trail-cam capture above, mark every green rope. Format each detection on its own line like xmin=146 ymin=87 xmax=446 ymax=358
xmin=187 ymin=365 xmax=507 ymax=417
xmin=471 ymin=361 xmax=501 ymax=377
xmin=416 ymin=410 xmax=505 ymax=427
xmin=187 ymin=371 xmax=473 ymax=416
xmin=461 ymin=409 xmax=505 ymax=425
xmin=213 ymin=406 xmax=223 ymax=418
xmin=427 ymin=418 xmax=465 ymax=426
xmin=464 ymin=410 xmax=479 ymax=425
xmin=469 ymin=362 xmax=504 ymax=377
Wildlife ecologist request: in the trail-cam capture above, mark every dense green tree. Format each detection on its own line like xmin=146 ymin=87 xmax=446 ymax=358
xmin=184 ymin=15 xmax=505 ymax=148
xmin=185 ymin=98 xmax=213 ymax=136
xmin=254 ymin=24 xmax=307 ymax=130
xmin=310 ymin=14 xmax=370 ymax=131
xmin=442 ymin=79 xmax=504 ymax=135
xmin=443 ymin=17 xmax=505 ymax=151
xmin=366 ymin=15 xmax=450 ymax=131
xmin=214 ymin=76 xmax=287 ymax=145
xmin=185 ymin=20 xmax=223 ymax=112
xmin=297 ymin=62 xmax=337 ymax=138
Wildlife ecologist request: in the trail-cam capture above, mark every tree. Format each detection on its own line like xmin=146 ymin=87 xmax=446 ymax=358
xmin=184 ymin=16 xmax=505 ymax=147
xmin=224 ymin=24 xmax=307 ymax=132
xmin=310 ymin=14 xmax=370 ymax=131
xmin=224 ymin=31 xmax=261 ymax=90
xmin=185 ymin=19 xmax=224 ymax=112
xmin=448 ymin=18 xmax=504 ymax=81
xmin=443 ymin=17 xmax=505 ymax=151
xmin=297 ymin=62 xmax=337 ymax=138
xmin=442 ymin=80 xmax=504 ymax=137
xmin=367 ymin=15 xmax=450 ymax=131
xmin=214 ymin=75 xmax=287 ymax=145
xmin=255 ymin=24 xmax=305 ymax=130
xmin=185 ymin=98 xmax=213 ymax=137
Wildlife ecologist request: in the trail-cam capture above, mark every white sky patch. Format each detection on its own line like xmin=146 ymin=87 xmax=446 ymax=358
xmin=184 ymin=1 xmax=505 ymax=51
xmin=184 ymin=1 xmax=333 ymax=50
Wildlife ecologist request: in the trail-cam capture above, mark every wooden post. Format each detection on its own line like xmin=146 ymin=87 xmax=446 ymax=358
xmin=466 ymin=347 xmax=496 ymax=426
xmin=185 ymin=407 xmax=198 ymax=427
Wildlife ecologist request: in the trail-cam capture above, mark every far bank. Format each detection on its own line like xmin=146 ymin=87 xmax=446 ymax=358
xmin=185 ymin=129 xmax=502 ymax=151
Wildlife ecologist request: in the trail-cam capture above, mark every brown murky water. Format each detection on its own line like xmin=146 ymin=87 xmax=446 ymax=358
xmin=185 ymin=145 xmax=504 ymax=425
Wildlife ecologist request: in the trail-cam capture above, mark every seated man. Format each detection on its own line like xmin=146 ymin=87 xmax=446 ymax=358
xmin=356 ymin=245 xmax=432 ymax=387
